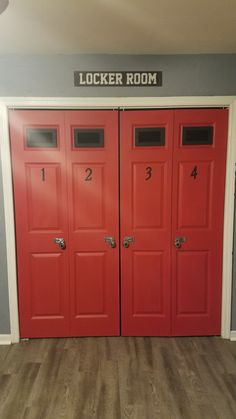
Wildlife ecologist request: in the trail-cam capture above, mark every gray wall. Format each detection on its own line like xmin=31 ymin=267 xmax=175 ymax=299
xmin=0 ymin=54 xmax=236 ymax=97
xmin=0 ymin=53 xmax=236 ymax=334
xmin=0 ymin=149 xmax=10 ymax=334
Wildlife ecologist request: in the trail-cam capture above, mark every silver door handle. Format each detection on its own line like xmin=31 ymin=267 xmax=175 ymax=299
xmin=104 ymin=236 xmax=116 ymax=248
xmin=123 ymin=236 xmax=135 ymax=248
xmin=54 ymin=238 xmax=66 ymax=250
xmin=174 ymin=236 xmax=186 ymax=249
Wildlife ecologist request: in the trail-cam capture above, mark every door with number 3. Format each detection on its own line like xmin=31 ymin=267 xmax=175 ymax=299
xmin=10 ymin=109 xmax=228 ymax=338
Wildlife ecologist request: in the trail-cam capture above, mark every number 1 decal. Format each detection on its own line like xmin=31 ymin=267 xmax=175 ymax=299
xmin=145 ymin=166 xmax=152 ymax=181
xmin=85 ymin=168 xmax=93 ymax=181
xmin=41 ymin=168 xmax=45 ymax=182
xmin=191 ymin=166 xmax=198 ymax=180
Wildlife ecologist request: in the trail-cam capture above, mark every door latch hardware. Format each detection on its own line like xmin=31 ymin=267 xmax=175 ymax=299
xmin=54 ymin=237 xmax=66 ymax=250
xmin=174 ymin=236 xmax=186 ymax=249
xmin=123 ymin=236 xmax=135 ymax=248
xmin=104 ymin=236 xmax=116 ymax=248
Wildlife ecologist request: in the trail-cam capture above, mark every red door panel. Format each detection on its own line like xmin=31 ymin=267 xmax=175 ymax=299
xmin=176 ymin=251 xmax=209 ymax=314
xmin=72 ymin=164 xmax=105 ymax=229
xmin=9 ymin=110 xmax=70 ymax=338
xmin=132 ymin=251 xmax=164 ymax=315
xmin=29 ymin=253 xmax=66 ymax=317
xmin=177 ymin=161 xmax=213 ymax=228
xmin=133 ymin=162 xmax=166 ymax=228
xmin=26 ymin=163 xmax=63 ymax=230
xmin=65 ymin=111 xmax=120 ymax=336
xmin=172 ymin=109 xmax=228 ymax=335
xmin=120 ymin=110 xmax=174 ymax=336
xmin=74 ymin=252 xmax=107 ymax=316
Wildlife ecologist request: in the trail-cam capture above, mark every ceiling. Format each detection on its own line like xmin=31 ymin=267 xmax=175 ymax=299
xmin=0 ymin=0 xmax=236 ymax=55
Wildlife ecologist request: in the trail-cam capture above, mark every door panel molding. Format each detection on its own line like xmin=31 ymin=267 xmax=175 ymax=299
xmin=0 ymin=97 xmax=236 ymax=342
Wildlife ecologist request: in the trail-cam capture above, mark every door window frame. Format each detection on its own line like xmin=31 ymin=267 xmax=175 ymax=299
xmin=0 ymin=96 xmax=236 ymax=343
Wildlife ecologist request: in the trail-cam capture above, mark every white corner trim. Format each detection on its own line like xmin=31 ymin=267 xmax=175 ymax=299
xmin=0 ymin=334 xmax=12 ymax=345
xmin=0 ymin=104 xmax=20 ymax=344
xmin=221 ymin=100 xmax=236 ymax=339
xmin=230 ymin=331 xmax=236 ymax=341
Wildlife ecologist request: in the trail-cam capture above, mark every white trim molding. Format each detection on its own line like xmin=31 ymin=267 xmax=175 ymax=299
xmin=0 ymin=96 xmax=235 ymax=110
xmin=230 ymin=331 xmax=236 ymax=341
xmin=0 ymin=103 xmax=20 ymax=344
xmin=0 ymin=334 xmax=12 ymax=345
xmin=0 ymin=96 xmax=236 ymax=343
xmin=221 ymin=101 xmax=236 ymax=339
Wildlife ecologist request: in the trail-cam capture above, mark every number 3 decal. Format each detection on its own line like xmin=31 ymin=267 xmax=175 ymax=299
xmin=145 ymin=166 xmax=152 ymax=181
xmin=85 ymin=168 xmax=93 ymax=181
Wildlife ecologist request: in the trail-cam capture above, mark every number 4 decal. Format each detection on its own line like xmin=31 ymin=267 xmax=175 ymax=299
xmin=191 ymin=166 xmax=198 ymax=180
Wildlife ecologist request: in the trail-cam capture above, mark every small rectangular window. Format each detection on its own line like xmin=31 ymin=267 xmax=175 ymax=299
xmin=182 ymin=126 xmax=213 ymax=145
xmin=74 ymin=129 xmax=104 ymax=148
xmin=26 ymin=128 xmax=57 ymax=148
xmin=135 ymin=128 xmax=165 ymax=147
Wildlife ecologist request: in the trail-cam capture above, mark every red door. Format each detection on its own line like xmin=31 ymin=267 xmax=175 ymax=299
xmin=120 ymin=110 xmax=174 ymax=335
xmin=65 ymin=111 xmax=120 ymax=336
xmin=10 ymin=110 xmax=119 ymax=338
xmin=172 ymin=109 xmax=228 ymax=335
xmin=10 ymin=110 xmax=70 ymax=337
xmin=120 ymin=109 xmax=228 ymax=336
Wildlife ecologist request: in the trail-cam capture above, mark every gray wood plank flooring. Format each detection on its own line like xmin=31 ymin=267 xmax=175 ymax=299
xmin=0 ymin=337 xmax=236 ymax=419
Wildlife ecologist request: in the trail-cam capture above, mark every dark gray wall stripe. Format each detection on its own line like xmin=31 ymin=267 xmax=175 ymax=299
xmin=0 ymin=54 xmax=236 ymax=97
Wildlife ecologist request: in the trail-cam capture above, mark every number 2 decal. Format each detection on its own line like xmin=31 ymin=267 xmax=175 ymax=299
xmin=145 ymin=166 xmax=152 ymax=181
xmin=85 ymin=168 xmax=93 ymax=181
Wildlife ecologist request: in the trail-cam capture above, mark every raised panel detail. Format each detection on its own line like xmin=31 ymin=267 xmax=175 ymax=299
xmin=74 ymin=252 xmax=107 ymax=316
xmin=177 ymin=162 xmax=213 ymax=229
xmin=72 ymin=164 xmax=105 ymax=230
xmin=132 ymin=163 xmax=165 ymax=229
xmin=30 ymin=253 xmax=64 ymax=318
xmin=176 ymin=251 xmax=209 ymax=315
xmin=26 ymin=164 xmax=61 ymax=231
xmin=133 ymin=252 xmax=163 ymax=315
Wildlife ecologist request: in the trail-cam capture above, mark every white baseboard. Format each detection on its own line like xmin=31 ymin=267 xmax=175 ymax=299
xmin=0 ymin=334 xmax=11 ymax=345
xmin=230 ymin=331 xmax=236 ymax=341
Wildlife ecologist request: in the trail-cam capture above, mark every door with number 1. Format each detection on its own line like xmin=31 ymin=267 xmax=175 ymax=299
xmin=10 ymin=108 xmax=228 ymax=337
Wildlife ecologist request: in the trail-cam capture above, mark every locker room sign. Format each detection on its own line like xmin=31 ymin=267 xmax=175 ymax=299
xmin=74 ymin=71 xmax=162 ymax=87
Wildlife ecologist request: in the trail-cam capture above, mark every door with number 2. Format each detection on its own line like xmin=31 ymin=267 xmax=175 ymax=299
xmin=9 ymin=109 xmax=228 ymax=338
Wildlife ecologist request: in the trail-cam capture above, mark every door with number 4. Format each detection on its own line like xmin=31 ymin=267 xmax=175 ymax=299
xmin=120 ymin=109 xmax=228 ymax=336
xmin=10 ymin=109 xmax=228 ymax=337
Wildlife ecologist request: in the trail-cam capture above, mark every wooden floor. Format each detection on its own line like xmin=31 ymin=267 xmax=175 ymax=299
xmin=0 ymin=337 xmax=236 ymax=419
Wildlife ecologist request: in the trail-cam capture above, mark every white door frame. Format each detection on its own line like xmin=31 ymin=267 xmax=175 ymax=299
xmin=0 ymin=96 xmax=236 ymax=343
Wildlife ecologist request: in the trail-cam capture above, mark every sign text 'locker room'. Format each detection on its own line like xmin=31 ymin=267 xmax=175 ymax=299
xmin=74 ymin=71 xmax=162 ymax=87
